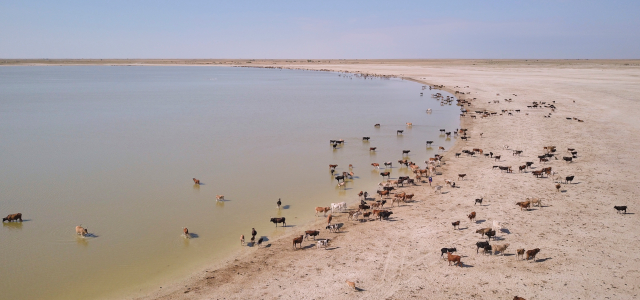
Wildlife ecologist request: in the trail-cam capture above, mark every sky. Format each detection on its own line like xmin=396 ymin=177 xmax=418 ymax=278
xmin=1 ymin=0 xmax=639 ymax=59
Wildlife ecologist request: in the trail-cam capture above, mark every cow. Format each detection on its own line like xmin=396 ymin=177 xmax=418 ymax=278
xmin=192 ymin=178 xmax=200 ymax=185
xmin=468 ymin=212 xmax=476 ymax=223
xmin=293 ymin=235 xmax=304 ymax=249
xmin=476 ymin=241 xmax=490 ymax=254
xmin=270 ymin=217 xmax=286 ymax=227
xmin=371 ymin=163 xmax=380 ymax=168
xmin=304 ymin=230 xmax=320 ymax=240
xmin=614 ymin=206 xmax=627 ymax=214
xmin=516 ymin=201 xmax=531 ymax=211
xmin=362 ymin=137 xmax=370 ymax=141
xmin=2 ymin=213 xmax=22 ymax=222
xmin=440 ymin=247 xmax=457 ymax=258
xmin=565 ymin=176 xmax=575 ymax=184
xmin=452 ymin=221 xmax=460 ymax=230
xmin=397 ymin=130 xmax=404 ymax=135
xmin=377 ymin=189 xmax=389 ymax=198
xmin=370 ymin=147 xmax=377 ymax=152
xmin=378 ymin=211 xmax=393 ymax=220
xmin=316 ymin=239 xmax=330 ymax=249
xmin=526 ymin=248 xmax=541 ymax=262
xmin=75 ymin=225 xmax=88 ymax=236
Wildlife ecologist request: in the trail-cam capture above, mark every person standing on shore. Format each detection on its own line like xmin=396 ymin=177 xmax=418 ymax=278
xmin=277 ymin=198 xmax=282 ymax=209
xmin=429 ymin=176 xmax=432 ymax=186
xmin=251 ymin=228 xmax=257 ymax=239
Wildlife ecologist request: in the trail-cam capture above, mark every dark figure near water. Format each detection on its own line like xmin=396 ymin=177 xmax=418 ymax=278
xmin=277 ymin=198 xmax=282 ymax=209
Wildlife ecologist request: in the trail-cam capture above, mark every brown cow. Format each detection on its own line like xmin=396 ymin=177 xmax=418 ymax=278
xmin=447 ymin=252 xmax=462 ymax=267
xmin=304 ymin=230 xmax=320 ymax=240
xmin=468 ymin=211 xmax=476 ymax=222
xmin=371 ymin=163 xmax=380 ymax=168
xmin=75 ymin=225 xmax=88 ymax=236
xmin=183 ymin=227 xmax=189 ymax=238
xmin=370 ymin=147 xmax=377 ymax=151
xmin=458 ymin=174 xmax=466 ymax=180
xmin=2 ymin=213 xmax=22 ymax=222
xmin=516 ymin=201 xmax=531 ymax=211
xmin=516 ymin=248 xmax=525 ymax=260
xmin=526 ymin=248 xmax=541 ymax=261
xmin=192 ymin=178 xmax=200 ymax=185
xmin=293 ymin=235 xmax=304 ymax=249
xmin=452 ymin=221 xmax=460 ymax=230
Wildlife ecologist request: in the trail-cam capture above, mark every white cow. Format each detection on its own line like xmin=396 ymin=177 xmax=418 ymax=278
xmin=316 ymin=239 xmax=330 ymax=249
xmin=331 ymin=202 xmax=347 ymax=213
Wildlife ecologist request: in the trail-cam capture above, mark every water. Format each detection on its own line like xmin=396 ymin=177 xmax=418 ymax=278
xmin=0 ymin=66 xmax=460 ymax=299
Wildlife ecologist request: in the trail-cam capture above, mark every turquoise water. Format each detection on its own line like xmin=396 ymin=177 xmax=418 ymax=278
xmin=0 ymin=66 xmax=460 ymax=299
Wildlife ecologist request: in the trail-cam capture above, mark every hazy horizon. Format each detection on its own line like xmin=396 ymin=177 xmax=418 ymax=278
xmin=1 ymin=1 xmax=639 ymax=59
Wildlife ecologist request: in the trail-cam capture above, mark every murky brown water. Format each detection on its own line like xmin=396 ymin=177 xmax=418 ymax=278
xmin=0 ymin=66 xmax=460 ymax=299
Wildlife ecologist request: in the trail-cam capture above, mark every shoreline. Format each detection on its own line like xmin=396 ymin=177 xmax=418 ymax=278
xmin=119 ymin=70 xmax=463 ymax=300
xmin=130 ymin=60 xmax=640 ymax=299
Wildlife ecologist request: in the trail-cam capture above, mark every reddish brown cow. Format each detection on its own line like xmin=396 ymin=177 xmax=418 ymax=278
xmin=2 ymin=213 xmax=22 ymax=222
xmin=293 ymin=235 xmax=304 ymax=249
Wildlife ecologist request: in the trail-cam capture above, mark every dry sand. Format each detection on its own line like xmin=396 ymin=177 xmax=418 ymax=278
xmin=10 ymin=59 xmax=638 ymax=299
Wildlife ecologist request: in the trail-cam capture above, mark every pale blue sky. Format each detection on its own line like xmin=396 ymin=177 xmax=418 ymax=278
xmin=1 ymin=0 xmax=638 ymax=58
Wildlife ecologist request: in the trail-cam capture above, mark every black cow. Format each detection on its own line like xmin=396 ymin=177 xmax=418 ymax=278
xmin=565 ymin=176 xmax=575 ymax=184
xmin=363 ymin=137 xmax=370 ymax=141
xmin=440 ymin=247 xmax=457 ymax=257
xmin=614 ymin=206 xmax=627 ymax=214
xmin=270 ymin=217 xmax=286 ymax=227
xmin=486 ymin=230 xmax=496 ymax=240
xmin=476 ymin=241 xmax=490 ymax=253
xmin=378 ymin=211 xmax=393 ymax=220
xmin=475 ymin=198 xmax=483 ymax=205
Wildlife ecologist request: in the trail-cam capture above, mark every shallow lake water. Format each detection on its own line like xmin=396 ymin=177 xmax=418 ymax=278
xmin=0 ymin=66 xmax=460 ymax=299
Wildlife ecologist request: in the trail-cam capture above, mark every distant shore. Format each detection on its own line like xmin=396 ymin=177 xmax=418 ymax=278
xmin=2 ymin=58 xmax=640 ymax=68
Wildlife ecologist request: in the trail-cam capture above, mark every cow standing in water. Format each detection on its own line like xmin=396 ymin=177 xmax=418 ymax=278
xmin=277 ymin=198 xmax=282 ymax=209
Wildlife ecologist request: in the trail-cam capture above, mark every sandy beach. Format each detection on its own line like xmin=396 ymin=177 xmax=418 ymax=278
xmin=7 ymin=60 xmax=639 ymax=300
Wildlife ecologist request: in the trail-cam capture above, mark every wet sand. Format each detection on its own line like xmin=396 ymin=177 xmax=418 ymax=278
xmin=130 ymin=60 xmax=640 ymax=300
xmin=8 ymin=60 xmax=639 ymax=299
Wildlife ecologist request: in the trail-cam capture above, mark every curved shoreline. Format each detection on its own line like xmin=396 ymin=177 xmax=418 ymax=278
xmin=130 ymin=67 xmax=471 ymax=300
xmin=122 ymin=69 xmax=463 ymax=300
xmin=131 ymin=60 xmax=640 ymax=300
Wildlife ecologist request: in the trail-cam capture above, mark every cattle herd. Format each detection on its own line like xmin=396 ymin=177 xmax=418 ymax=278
xmin=1 ymin=86 xmax=631 ymax=299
